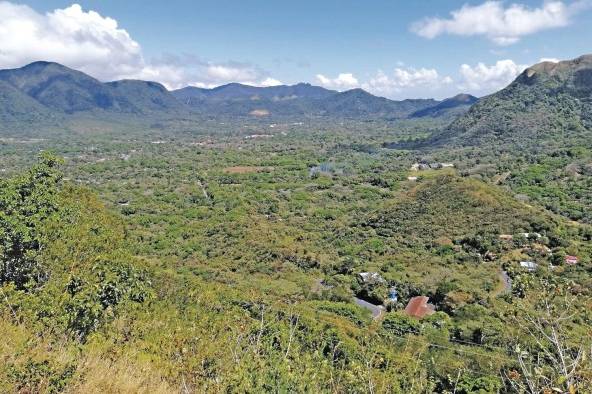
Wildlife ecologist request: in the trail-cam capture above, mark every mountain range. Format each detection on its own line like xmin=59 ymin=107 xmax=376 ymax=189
xmin=0 ymin=61 xmax=477 ymax=127
xmin=4 ymin=55 xmax=591 ymax=148
xmin=171 ymin=84 xmax=461 ymax=119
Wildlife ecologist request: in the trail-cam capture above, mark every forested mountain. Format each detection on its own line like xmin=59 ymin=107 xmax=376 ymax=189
xmin=0 ymin=61 xmax=191 ymax=117
xmin=0 ymin=61 xmax=476 ymax=124
xmin=0 ymin=62 xmax=113 ymax=113
xmin=173 ymin=82 xmax=336 ymax=102
xmin=173 ymin=83 xmax=472 ymax=119
xmin=316 ymin=88 xmax=437 ymax=118
xmin=0 ymin=79 xmax=58 ymax=123
xmin=429 ymin=55 xmax=592 ymax=148
xmin=106 ymin=79 xmax=189 ymax=114
xmin=410 ymin=93 xmax=478 ymax=119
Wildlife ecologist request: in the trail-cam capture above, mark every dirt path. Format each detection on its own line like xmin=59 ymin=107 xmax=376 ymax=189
xmin=492 ymin=269 xmax=512 ymax=297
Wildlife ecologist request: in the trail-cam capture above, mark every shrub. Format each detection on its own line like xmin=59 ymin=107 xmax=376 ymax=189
xmin=382 ymin=313 xmax=420 ymax=336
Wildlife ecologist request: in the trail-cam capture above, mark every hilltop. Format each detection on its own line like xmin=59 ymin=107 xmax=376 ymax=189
xmin=410 ymin=94 xmax=478 ymax=119
xmin=0 ymin=62 xmax=191 ymax=117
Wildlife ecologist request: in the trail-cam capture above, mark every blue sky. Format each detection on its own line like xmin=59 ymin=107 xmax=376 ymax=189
xmin=1 ymin=0 xmax=591 ymax=98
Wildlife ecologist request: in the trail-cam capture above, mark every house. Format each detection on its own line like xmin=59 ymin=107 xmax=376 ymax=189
xmin=404 ymin=296 xmax=435 ymax=319
xmin=520 ymin=261 xmax=538 ymax=272
xmin=429 ymin=163 xmax=443 ymax=169
xmin=407 ymin=176 xmax=418 ymax=181
xmin=520 ymin=232 xmax=542 ymax=239
xmin=565 ymin=255 xmax=578 ymax=265
xmin=499 ymin=234 xmax=513 ymax=241
xmin=441 ymin=163 xmax=455 ymax=168
xmin=358 ymin=272 xmax=386 ymax=285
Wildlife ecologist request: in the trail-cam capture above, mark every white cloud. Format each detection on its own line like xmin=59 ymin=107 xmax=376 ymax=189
xmin=314 ymin=67 xmax=454 ymax=99
xmin=411 ymin=1 xmax=586 ymax=45
xmin=0 ymin=2 xmax=280 ymax=89
xmin=458 ymin=59 xmax=528 ymax=93
xmin=259 ymin=77 xmax=283 ymax=87
xmin=352 ymin=60 xmax=544 ymax=98
xmin=361 ymin=67 xmax=452 ymax=97
xmin=539 ymin=57 xmax=560 ymax=63
xmin=205 ymin=64 xmax=261 ymax=82
xmin=315 ymin=73 xmax=360 ymax=89
xmin=0 ymin=2 xmax=142 ymax=79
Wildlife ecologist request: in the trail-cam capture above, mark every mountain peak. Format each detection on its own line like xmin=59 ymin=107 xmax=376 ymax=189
xmin=23 ymin=60 xmax=63 ymax=68
xmin=343 ymin=87 xmax=369 ymax=94
xmin=409 ymin=93 xmax=477 ymax=119
xmin=19 ymin=61 xmax=75 ymax=73
xmin=518 ymin=53 xmax=592 ymax=82
xmin=448 ymin=93 xmax=478 ymax=103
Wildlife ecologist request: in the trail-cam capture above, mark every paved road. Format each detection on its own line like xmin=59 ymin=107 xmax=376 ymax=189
xmin=353 ymin=297 xmax=384 ymax=319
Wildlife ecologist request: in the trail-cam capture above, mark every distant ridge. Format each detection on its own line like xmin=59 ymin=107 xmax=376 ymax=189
xmin=173 ymin=82 xmax=336 ymax=102
xmin=0 ymin=61 xmax=479 ymax=126
xmin=410 ymin=94 xmax=478 ymax=119
xmin=172 ymin=83 xmax=474 ymax=119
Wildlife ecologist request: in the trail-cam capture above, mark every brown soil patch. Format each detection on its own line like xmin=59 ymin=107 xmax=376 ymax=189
xmin=249 ymin=109 xmax=270 ymax=116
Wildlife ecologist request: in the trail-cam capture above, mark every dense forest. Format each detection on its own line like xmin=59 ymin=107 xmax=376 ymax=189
xmin=1 ymin=55 xmax=591 ymax=393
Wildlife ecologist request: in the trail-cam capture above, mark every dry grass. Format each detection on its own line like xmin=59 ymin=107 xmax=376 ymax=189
xmin=64 ymin=354 xmax=174 ymax=394
xmin=0 ymin=314 xmax=175 ymax=394
xmin=223 ymin=166 xmax=273 ymax=174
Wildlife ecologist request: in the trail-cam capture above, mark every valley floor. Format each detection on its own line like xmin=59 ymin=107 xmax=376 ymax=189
xmin=1 ymin=119 xmax=591 ymax=393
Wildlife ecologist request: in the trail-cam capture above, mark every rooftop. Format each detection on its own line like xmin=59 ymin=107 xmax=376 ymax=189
xmin=404 ymin=296 xmax=435 ymax=319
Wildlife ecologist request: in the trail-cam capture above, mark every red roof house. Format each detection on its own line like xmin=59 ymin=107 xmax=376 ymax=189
xmin=404 ymin=296 xmax=435 ymax=319
xmin=565 ymin=255 xmax=578 ymax=265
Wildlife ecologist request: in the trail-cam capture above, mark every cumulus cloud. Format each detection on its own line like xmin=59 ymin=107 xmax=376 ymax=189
xmin=315 ymin=73 xmax=360 ymax=89
xmin=259 ymin=77 xmax=283 ymax=87
xmin=314 ymin=67 xmax=454 ymax=99
xmin=322 ymin=61 xmax=535 ymax=99
xmin=0 ymin=2 xmax=142 ymax=79
xmin=457 ymin=59 xmax=528 ymax=93
xmin=0 ymin=2 xmax=279 ymax=89
xmin=411 ymin=1 xmax=587 ymax=45
xmin=361 ymin=67 xmax=452 ymax=97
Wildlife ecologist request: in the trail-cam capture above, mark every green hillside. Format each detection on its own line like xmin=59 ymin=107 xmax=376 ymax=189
xmin=0 ymin=80 xmax=57 ymax=124
xmin=107 ymin=80 xmax=191 ymax=114
xmin=1 ymin=149 xmax=590 ymax=392
xmin=432 ymin=55 xmax=592 ymax=148
xmin=1 ymin=54 xmax=591 ymax=393
xmin=0 ymin=62 xmax=190 ymax=117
